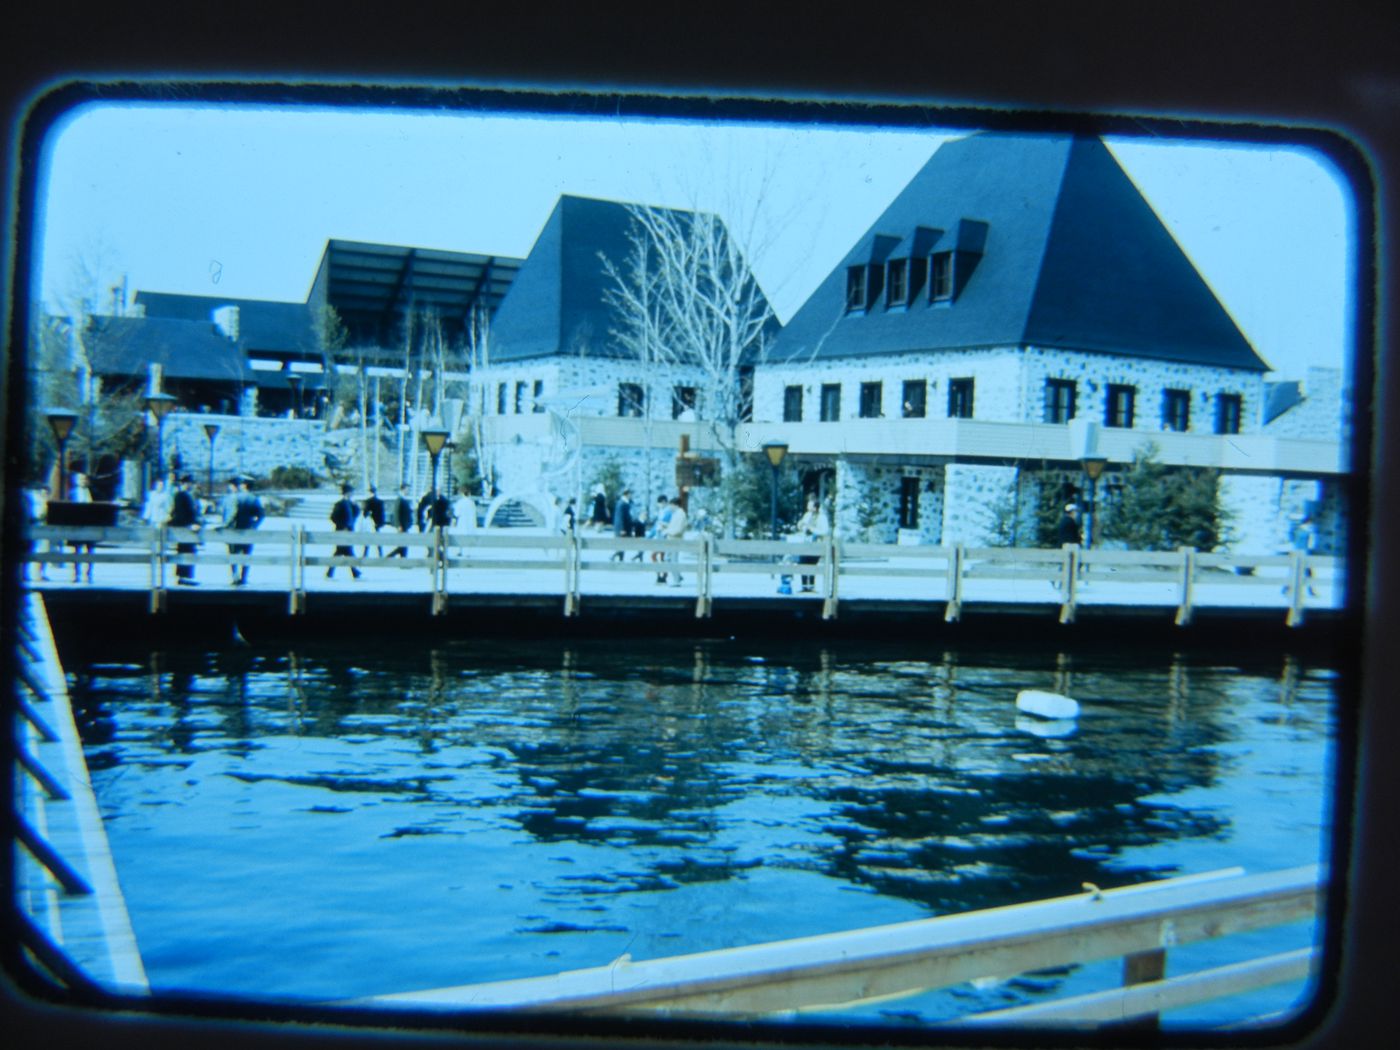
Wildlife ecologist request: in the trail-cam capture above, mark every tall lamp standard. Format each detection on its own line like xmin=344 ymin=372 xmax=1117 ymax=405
xmin=1081 ymin=454 xmax=1108 ymax=549
xmin=203 ymin=423 xmax=221 ymax=499
xmin=145 ymin=392 xmax=177 ymax=481
xmin=421 ymin=422 xmax=451 ymax=523
xmin=762 ymin=442 xmax=789 ymax=541
xmin=45 ymin=409 xmax=79 ymax=500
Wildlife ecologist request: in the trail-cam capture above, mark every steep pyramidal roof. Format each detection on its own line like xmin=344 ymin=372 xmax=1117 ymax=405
xmin=490 ymin=195 xmax=778 ymax=363
xmin=773 ymin=132 xmax=1270 ymax=372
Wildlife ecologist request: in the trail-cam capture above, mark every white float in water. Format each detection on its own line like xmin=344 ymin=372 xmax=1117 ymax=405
xmin=1015 ymin=689 xmax=1081 ymax=720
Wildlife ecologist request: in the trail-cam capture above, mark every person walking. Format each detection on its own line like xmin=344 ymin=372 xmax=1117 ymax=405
xmin=1056 ymin=503 xmax=1082 ymax=547
xmin=796 ymin=496 xmax=830 ymax=593
xmin=651 ymin=494 xmax=672 ymax=583
xmin=229 ymin=477 xmax=264 ymax=586
xmin=362 ymin=485 xmax=387 ymax=559
xmin=327 ymin=482 xmax=362 ymax=579
xmin=388 ymin=484 xmax=414 ymax=557
xmin=142 ymin=476 xmax=172 ymax=528
xmin=589 ymin=484 xmax=609 ymax=532
xmin=610 ymin=488 xmax=633 ymax=561
xmin=67 ymin=472 xmax=94 ymax=583
xmin=168 ymin=475 xmax=202 ymax=586
xmin=663 ymin=494 xmax=688 ymax=587
xmin=218 ymin=480 xmax=242 ymax=584
xmin=27 ymin=483 xmax=50 ymax=581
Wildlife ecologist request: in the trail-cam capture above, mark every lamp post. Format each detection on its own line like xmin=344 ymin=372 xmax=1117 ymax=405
xmin=762 ymin=441 xmax=788 ymax=541
xmin=145 ymin=392 xmax=177 ymax=481
xmin=1081 ymin=455 xmax=1107 ymax=548
xmin=287 ymin=373 xmax=303 ymax=419
xmin=45 ymin=409 xmax=79 ymax=500
xmin=203 ymin=423 xmax=221 ymax=499
xmin=421 ymin=422 xmax=451 ymax=523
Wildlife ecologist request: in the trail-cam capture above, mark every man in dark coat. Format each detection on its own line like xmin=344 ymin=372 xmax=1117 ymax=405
xmin=610 ymin=488 xmax=633 ymax=561
xmin=1056 ymin=503 xmax=1082 ymax=547
xmin=168 ymin=474 xmax=202 ymax=585
xmin=388 ymin=484 xmax=413 ymax=557
xmin=362 ymin=484 xmax=386 ymax=559
xmin=589 ymin=484 xmax=609 ymax=531
xmin=229 ymin=477 xmax=264 ymax=585
xmin=328 ymin=482 xmax=361 ymax=579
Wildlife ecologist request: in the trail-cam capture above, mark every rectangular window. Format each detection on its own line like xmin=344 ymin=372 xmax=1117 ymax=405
xmin=532 ymin=379 xmax=545 ymax=412
xmin=618 ymin=382 xmax=644 ymax=418
xmin=898 ymin=476 xmax=921 ymax=530
xmin=1044 ymin=378 xmax=1077 ymax=423
xmin=859 ymin=381 xmax=883 ymax=418
xmin=783 ymin=384 xmax=803 ymax=423
xmin=947 ymin=377 xmax=974 ymax=419
xmin=1216 ymin=392 xmax=1243 ymax=434
xmin=931 ymin=252 xmax=953 ymax=301
xmin=902 ymin=379 xmax=927 ymax=418
xmin=1163 ymin=388 xmax=1191 ymax=432
xmin=1106 ymin=384 xmax=1136 ymax=428
xmin=496 ymin=382 xmax=507 ymax=415
xmin=514 ymin=381 xmax=527 ymax=414
xmin=672 ymin=385 xmax=697 ymax=420
xmin=820 ymin=383 xmax=841 ymax=422
xmin=845 ymin=266 xmax=867 ymax=311
xmin=886 ymin=258 xmax=908 ymax=306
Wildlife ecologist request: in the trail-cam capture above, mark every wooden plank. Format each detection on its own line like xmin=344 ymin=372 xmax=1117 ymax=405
xmin=955 ymin=948 xmax=1316 ymax=1027
xmin=360 ymin=866 xmax=1317 ymax=1016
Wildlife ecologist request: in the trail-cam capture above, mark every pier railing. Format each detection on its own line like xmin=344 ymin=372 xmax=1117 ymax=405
xmin=23 ymin=523 xmax=1339 ymax=625
xmin=11 ymin=591 xmax=147 ymax=994
xmin=358 ymin=864 xmax=1322 ymax=1029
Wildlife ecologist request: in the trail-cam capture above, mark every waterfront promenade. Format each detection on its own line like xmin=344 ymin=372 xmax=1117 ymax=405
xmin=23 ymin=516 xmax=1342 ymax=631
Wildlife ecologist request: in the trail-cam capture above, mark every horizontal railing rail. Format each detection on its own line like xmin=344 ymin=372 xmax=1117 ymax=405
xmin=355 ymin=864 xmax=1321 ymax=1026
xmin=21 ymin=524 xmax=1340 ymax=625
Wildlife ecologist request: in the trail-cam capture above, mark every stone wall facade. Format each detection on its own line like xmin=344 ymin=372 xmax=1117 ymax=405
xmin=163 ymin=412 xmax=325 ymax=481
xmin=756 ymin=345 xmax=1266 ymax=435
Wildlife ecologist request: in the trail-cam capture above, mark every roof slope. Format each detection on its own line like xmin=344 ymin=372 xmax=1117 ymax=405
xmin=490 ymin=195 xmax=778 ymax=363
xmin=83 ymin=316 xmax=250 ymax=382
xmin=134 ymin=292 xmax=319 ymax=353
xmin=772 ymin=131 xmax=1269 ymax=372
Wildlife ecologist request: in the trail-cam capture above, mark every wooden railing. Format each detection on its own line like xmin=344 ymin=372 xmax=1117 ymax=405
xmin=11 ymin=592 xmax=148 ymax=994
xmin=356 ymin=864 xmax=1322 ymax=1028
xmin=22 ymin=524 xmax=1340 ymax=626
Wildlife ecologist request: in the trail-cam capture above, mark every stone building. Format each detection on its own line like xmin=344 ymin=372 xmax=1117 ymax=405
xmin=466 ymin=195 xmax=776 ymax=526
xmin=749 ymin=130 xmax=1345 ymax=553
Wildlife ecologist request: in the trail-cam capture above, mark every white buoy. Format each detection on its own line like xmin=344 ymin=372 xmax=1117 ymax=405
xmin=1015 ymin=689 xmax=1080 ymax=720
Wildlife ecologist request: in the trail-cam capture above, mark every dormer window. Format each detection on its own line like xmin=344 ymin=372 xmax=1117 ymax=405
xmin=886 ymin=258 xmax=908 ymax=307
xmin=930 ymin=253 xmax=953 ymax=302
xmin=845 ymin=266 xmax=867 ymax=311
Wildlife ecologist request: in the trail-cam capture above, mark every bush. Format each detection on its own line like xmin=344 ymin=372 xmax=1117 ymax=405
xmin=1100 ymin=443 xmax=1231 ymax=551
xmin=264 ymin=465 xmax=319 ymax=490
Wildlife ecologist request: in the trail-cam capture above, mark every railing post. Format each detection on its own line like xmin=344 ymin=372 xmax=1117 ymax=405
xmin=822 ymin=534 xmax=839 ymax=620
xmin=288 ymin=526 xmax=305 ymax=615
xmin=695 ymin=534 xmax=713 ymax=619
xmin=1286 ymin=549 xmax=1307 ymax=627
xmin=944 ymin=544 xmax=964 ymax=623
xmin=1058 ymin=544 xmax=1078 ymax=624
xmin=1175 ymin=546 xmax=1196 ymax=626
xmin=563 ymin=531 xmax=579 ymax=617
xmin=432 ymin=527 xmax=448 ymax=615
xmin=149 ymin=526 xmax=166 ymax=614
xmin=1109 ymin=948 xmax=1167 ymax=1033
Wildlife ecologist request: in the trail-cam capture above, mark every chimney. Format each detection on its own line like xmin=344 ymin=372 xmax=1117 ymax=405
xmin=213 ymin=305 xmax=241 ymax=340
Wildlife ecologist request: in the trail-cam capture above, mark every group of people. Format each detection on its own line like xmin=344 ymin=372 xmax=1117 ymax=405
xmin=570 ymin=485 xmax=693 ymax=586
xmin=325 ymin=482 xmax=483 ymax=579
xmin=138 ymin=474 xmax=265 ymax=586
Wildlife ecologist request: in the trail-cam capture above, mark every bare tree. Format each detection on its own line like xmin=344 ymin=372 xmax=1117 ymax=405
xmin=603 ymin=204 xmax=775 ymax=535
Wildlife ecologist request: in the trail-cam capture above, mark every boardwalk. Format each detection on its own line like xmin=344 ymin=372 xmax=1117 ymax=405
xmin=22 ymin=519 xmax=1343 ymax=630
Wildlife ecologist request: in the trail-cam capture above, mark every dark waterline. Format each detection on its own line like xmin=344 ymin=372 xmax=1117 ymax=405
xmin=62 ymin=633 xmax=1338 ymax=1027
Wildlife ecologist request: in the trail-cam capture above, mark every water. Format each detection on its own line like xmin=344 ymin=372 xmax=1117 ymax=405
xmin=65 ymin=635 xmax=1338 ymax=1028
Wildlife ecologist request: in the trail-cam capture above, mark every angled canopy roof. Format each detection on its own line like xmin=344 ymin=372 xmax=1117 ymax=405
xmin=773 ymin=131 xmax=1270 ymax=372
xmin=308 ymin=240 xmax=522 ymax=347
xmin=490 ymin=195 xmax=779 ymax=363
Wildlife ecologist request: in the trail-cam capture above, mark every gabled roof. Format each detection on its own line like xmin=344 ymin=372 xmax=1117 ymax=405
xmin=490 ymin=195 xmax=778 ymax=363
xmin=134 ymin=292 xmax=319 ymax=353
xmin=773 ymin=132 xmax=1270 ymax=372
xmin=83 ymin=315 xmax=250 ymax=382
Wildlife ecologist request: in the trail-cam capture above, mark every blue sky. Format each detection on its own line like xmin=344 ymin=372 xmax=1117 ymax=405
xmin=34 ymin=103 xmax=1354 ymax=381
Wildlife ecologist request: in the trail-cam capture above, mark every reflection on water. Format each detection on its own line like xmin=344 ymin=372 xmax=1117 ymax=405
xmin=67 ymin=637 xmax=1336 ymax=1023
